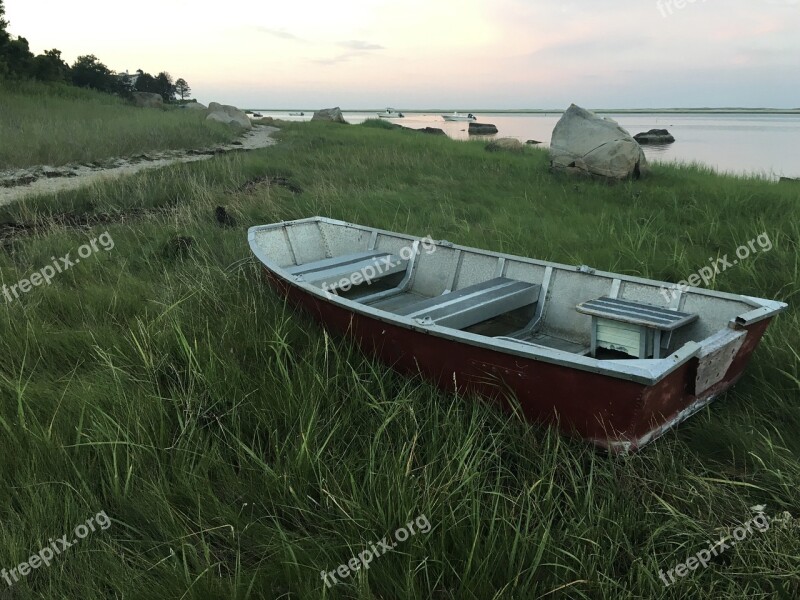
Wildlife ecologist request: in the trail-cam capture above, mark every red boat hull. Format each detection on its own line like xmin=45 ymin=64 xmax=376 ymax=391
xmin=262 ymin=268 xmax=770 ymax=451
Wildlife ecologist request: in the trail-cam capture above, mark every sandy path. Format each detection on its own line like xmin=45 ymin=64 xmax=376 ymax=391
xmin=0 ymin=125 xmax=278 ymax=206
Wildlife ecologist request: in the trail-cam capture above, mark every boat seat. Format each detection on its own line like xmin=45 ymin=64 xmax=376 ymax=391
xmin=395 ymin=277 xmax=540 ymax=330
xmin=575 ymin=296 xmax=698 ymax=358
xmin=285 ymin=250 xmax=408 ymax=292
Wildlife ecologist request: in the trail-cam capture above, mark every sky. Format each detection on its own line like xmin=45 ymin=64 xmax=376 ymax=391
xmin=5 ymin=0 xmax=800 ymax=109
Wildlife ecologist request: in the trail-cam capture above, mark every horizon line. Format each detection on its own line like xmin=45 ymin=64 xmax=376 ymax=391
xmin=243 ymin=107 xmax=800 ymax=114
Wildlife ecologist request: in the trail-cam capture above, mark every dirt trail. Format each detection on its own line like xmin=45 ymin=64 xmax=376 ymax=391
xmin=0 ymin=125 xmax=279 ymax=206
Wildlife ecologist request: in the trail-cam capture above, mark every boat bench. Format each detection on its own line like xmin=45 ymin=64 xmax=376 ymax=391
xmin=576 ymin=296 xmax=698 ymax=359
xmin=395 ymin=277 xmax=541 ymax=330
xmin=286 ymin=251 xmax=408 ymax=292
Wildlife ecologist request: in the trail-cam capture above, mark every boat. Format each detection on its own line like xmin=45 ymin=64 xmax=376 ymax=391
xmin=442 ymin=112 xmax=476 ymax=121
xmin=377 ymin=108 xmax=404 ymax=119
xmin=252 ymin=112 xmax=263 ymax=117
xmin=248 ymin=217 xmax=786 ymax=452
xmin=289 ymin=112 xmax=305 ymax=116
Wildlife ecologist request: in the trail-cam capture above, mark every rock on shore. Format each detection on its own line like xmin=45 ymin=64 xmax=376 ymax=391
xmin=550 ymin=104 xmax=647 ymax=180
xmin=416 ymin=127 xmax=446 ymax=135
xmin=312 ymin=107 xmax=347 ymax=123
xmin=131 ymin=92 xmax=163 ymax=108
xmin=486 ymin=138 xmax=523 ymax=152
xmin=206 ymin=103 xmax=252 ymax=129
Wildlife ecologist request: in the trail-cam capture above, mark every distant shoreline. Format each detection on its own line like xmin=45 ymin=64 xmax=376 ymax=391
xmin=247 ymin=108 xmax=800 ymax=115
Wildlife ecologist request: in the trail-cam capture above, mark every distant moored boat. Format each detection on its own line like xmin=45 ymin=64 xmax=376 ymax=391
xmin=377 ymin=108 xmax=404 ymax=119
xmin=442 ymin=112 xmax=477 ymax=121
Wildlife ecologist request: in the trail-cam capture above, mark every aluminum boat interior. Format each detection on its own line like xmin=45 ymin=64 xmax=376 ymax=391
xmin=248 ymin=217 xmax=785 ymax=384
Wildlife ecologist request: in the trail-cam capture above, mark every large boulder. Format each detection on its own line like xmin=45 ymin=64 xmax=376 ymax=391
xmin=131 ymin=92 xmax=163 ymax=108
xmin=486 ymin=137 xmax=523 ymax=152
xmin=182 ymin=101 xmax=207 ymax=111
xmin=468 ymin=122 xmax=498 ymax=135
xmin=634 ymin=128 xmax=675 ymax=144
xmin=206 ymin=102 xmax=252 ymax=129
xmin=550 ymin=104 xmax=647 ymax=180
xmin=311 ymin=107 xmax=347 ymax=123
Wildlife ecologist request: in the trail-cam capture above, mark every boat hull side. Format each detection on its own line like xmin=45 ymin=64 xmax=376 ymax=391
xmin=622 ymin=318 xmax=772 ymax=450
xmin=261 ymin=268 xmax=770 ymax=451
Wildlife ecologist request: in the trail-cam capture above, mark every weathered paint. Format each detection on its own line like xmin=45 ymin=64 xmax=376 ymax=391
xmin=260 ymin=267 xmax=773 ymax=452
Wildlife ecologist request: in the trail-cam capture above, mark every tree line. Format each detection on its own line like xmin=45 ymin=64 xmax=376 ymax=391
xmin=0 ymin=1 xmax=190 ymax=102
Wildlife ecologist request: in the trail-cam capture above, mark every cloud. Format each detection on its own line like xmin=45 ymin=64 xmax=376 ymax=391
xmin=528 ymin=36 xmax=652 ymax=59
xmin=311 ymin=52 xmax=363 ymax=65
xmin=255 ymin=27 xmax=305 ymax=42
xmin=337 ymin=40 xmax=385 ymax=50
xmin=310 ymin=41 xmax=384 ymax=65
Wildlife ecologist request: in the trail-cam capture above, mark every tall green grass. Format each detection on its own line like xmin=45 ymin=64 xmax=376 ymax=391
xmin=0 ymin=81 xmax=238 ymax=169
xmin=0 ymin=121 xmax=797 ymax=598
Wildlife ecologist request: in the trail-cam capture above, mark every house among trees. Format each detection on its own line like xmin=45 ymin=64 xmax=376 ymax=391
xmin=2 ymin=0 xmax=186 ymax=103
xmin=115 ymin=69 xmax=139 ymax=88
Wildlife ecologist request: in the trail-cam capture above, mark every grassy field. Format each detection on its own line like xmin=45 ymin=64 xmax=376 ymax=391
xmin=0 ymin=118 xmax=798 ymax=599
xmin=0 ymin=81 xmax=238 ymax=169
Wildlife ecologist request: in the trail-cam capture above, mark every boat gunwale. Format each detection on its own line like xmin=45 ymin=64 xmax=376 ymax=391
xmin=247 ymin=216 xmax=787 ymax=386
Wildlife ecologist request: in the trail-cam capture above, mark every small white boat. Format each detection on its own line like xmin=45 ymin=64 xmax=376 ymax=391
xmin=442 ymin=112 xmax=476 ymax=122
xmin=377 ymin=108 xmax=404 ymax=119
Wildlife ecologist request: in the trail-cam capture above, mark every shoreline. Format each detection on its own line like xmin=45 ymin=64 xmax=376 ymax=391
xmin=247 ymin=108 xmax=800 ymax=115
xmin=0 ymin=125 xmax=278 ymax=205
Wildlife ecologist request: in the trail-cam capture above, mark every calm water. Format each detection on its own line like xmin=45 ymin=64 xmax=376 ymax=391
xmin=252 ymin=111 xmax=800 ymax=178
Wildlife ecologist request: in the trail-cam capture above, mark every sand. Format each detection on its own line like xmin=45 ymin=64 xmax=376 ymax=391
xmin=0 ymin=125 xmax=279 ymax=206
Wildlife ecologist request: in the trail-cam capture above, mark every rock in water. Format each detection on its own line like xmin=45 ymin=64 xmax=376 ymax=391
xmin=131 ymin=92 xmax=164 ymax=108
xmin=634 ymin=129 xmax=675 ymax=144
xmin=206 ymin=103 xmax=252 ymax=129
xmin=469 ymin=122 xmax=498 ymax=134
xmin=485 ymin=138 xmax=523 ymax=152
xmin=311 ymin=107 xmax=347 ymax=123
xmin=550 ymin=104 xmax=647 ymax=180
xmin=418 ymin=127 xmax=446 ymax=135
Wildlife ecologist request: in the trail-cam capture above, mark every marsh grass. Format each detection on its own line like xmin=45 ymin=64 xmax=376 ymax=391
xmin=0 ymin=81 xmax=238 ymax=169
xmin=0 ymin=120 xmax=798 ymax=599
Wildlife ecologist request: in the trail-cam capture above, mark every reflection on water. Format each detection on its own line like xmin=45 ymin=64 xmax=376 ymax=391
xmin=252 ymin=111 xmax=800 ymax=178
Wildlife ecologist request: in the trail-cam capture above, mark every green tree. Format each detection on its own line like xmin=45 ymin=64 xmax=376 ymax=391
xmin=134 ymin=70 xmax=157 ymax=93
xmin=71 ymin=54 xmax=117 ymax=92
xmin=0 ymin=0 xmax=8 ymax=46
xmin=0 ymin=3 xmax=35 ymax=79
xmin=33 ymin=48 xmax=69 ymax=81
xmin=2 ymin=35 xmax=34 ymax=78
xmin=174 ymin=77 xmax=190 ymax=101
xmin=154 ymin=71 xmax=175 ymax=102
xmin=0 ymin=0 xmax=11 ymax=77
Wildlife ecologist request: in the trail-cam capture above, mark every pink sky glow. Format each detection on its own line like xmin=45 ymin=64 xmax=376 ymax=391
xmin=5 ymin=0 xmax=800 ymax=108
